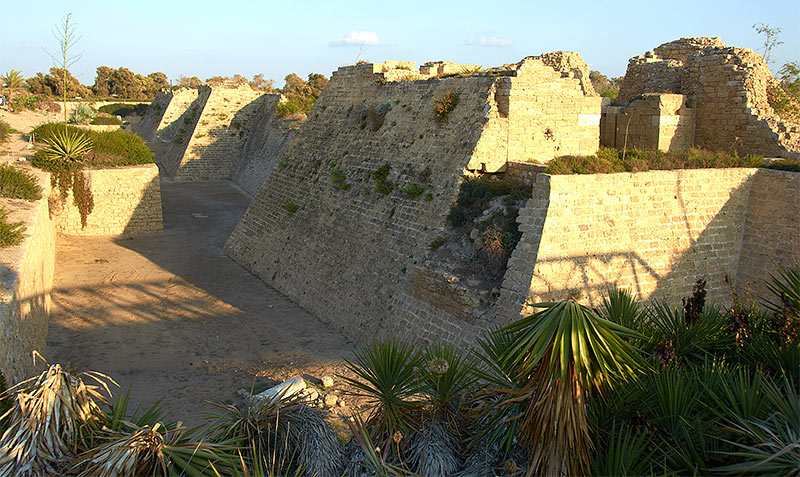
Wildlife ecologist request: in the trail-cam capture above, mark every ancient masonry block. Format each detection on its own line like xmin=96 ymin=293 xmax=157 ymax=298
xmin=605 ymin=37 xmax=800 ymax=158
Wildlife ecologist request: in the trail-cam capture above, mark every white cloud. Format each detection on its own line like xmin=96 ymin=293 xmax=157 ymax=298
xmin=465 ymin=36 xmax=513 ymax=48
xmin=329 ymin=31 xmax=379 ymax=47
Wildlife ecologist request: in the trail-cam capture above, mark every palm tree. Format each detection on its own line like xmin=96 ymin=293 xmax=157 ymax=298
xmin=1 ymin=70 xmax=24 ymax=98
xmin=499 ymin=299 xmax=644 ymax=475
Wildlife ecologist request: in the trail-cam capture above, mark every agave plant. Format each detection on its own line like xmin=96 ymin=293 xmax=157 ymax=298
xmin=597 ymin=287 xmax=643 ymax=332
xmin=40 ymin=127 xmax=93 ymax=165
xmin=499 ymin=299 xmax=643 ymax=475
xmin=0 ymin=364 xmax=114 ymax=476
xmin=341 ymin=340 xmax=425 ymax=447
xmin=642 ymin=302 xmax=731 ymax=366
xmin=591 ymin=423 xmax=655 ymax=476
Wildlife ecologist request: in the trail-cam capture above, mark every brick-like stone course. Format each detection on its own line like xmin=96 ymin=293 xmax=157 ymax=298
xmin=53 ymin=164 xmax=163 ymax=236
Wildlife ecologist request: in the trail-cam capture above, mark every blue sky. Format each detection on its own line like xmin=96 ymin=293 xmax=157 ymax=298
xmin=2 ymin=0 xmax=798 ymax=87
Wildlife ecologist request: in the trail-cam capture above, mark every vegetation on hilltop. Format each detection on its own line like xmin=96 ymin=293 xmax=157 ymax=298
xmin=274 ymin=72 xmax=330 ymax=118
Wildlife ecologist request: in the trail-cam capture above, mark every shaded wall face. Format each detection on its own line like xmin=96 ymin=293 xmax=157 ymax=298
xmin=225 ymin=68 xmax=497 ymax=342
xmin=736 ymin=169 xmax=800 ymax=299
xmin=604 ymin=94 xmax=695 ymax=152
xmin=230 ymin=95 xmax=295 ymax=196
xmin=497 ymin=169 xmax=757 ymax=318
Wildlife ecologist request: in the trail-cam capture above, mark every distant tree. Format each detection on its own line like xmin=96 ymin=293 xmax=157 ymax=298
xmin=177 ymin=75 xmax=202 ymax=89
xmin=1 ymin=70 xmax=25 ymax=98
xmin=250 ymin=73 xmax=275 ymax=92
xmin=753 ymin=23 xmax=783 ymax=65
xmin=92 ymin=66 xmax=114 ymax=97
xmin=306 ymin=73 xmax=329 ymax=97
xmin=589 ymin=71 xmax=622 ymax=101
xmin=148 ymin=72 xmax=169 ymax=90
xmin=27 ymin=67 xmax=91 ymax=100
xmin=282 ymin=73 xmax=307 ymax=96
xmin=769 ymin=61 xmax=800 ymax=122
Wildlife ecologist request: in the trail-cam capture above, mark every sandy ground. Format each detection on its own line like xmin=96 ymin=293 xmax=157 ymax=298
xmin=46 ymin=180 xmax=358 ymax=428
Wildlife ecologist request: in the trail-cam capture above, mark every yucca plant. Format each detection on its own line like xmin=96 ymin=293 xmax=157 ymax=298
xmin=643 ymin=302 xmax=731 ymax=366
xmin=499 ymin=299 xmax=643 ymax=475
xmin=715 ymin=376 xmax=800 ymax=474
xmin=598 ymin=287 xmax=643 ymax=332
xmin=207 ymin=389 xmax=341 ymax=477
xmin=341 ymin=340 xmax=425 ymax=448
xmin=763 ymin=265 xmax=800 ymax=344
xmin=0 ymin=364 xmax=114 ymax=476
xmin=40 ymin=127 xmax=93 ymax=165
xmin=591 ymin=423 xmax=655 ymax=476
xmin=471 ymin=328 xmax=527 ymax=460
xmin=345 ymin=413 xmax=414 ymax=477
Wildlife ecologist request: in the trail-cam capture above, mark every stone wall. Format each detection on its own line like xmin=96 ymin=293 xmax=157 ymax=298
xmin=157 ymin=87 xmax=210 ymax=177
xmin=496 ymin=169 xmax=757 ymax=319
xmin=0 ymin=176 xmax=55 ymax=383
xmin=469 ymin=54 xmax=602 ymax=172
xmin=173 ymin=85 xmax=265 ymax=181
xmin=134 ymin=89 xmax=172 ymax=141
xmin=736 ymin=168 xmax=800 ymax=299
xmin=613 ymin=38 xmax=800 ymax=158
xmin=226 ymin=62 xmax=498 ymax=342
xmin=54 ymin=164 xmax=163 ymax=236
xmin=602 ymin=94 xmax=695 ymax=151
xmin=231 ymin=94 xmax=298 ymax=196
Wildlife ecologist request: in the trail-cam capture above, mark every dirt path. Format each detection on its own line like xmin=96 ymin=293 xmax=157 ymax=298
xmin=46 ymin=180 xmax=356 ymax=427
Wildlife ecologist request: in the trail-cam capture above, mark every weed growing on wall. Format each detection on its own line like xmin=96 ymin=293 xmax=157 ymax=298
xmin=432 ymin=91 xmax=459 ymax=120
xmin=329 ymin=167 xmax=350 ymax=190
xmin=372 ymin=164 xmax=394 ymax=195
xmin=403 ymin=183 xmax=424 ymax=198
xmin=283 ymin=200 xmax=299 ymax=214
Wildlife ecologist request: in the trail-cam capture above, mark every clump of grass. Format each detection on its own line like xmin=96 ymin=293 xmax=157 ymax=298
xmin=90 ymin=114 xmax=123 ymax=126
xmin=447 ymin=177 xmax=528 ymax=228
xmin=765 ymin=159 xmax=800 ymax=172
xmin=283 ymin=201 xmax=299 ymax=214
xmin=372 ymin=164 xmax=394 ymax=195
xmin=0 ymin=207 xmax=25 ymax=247
xmin=403 ymin=183 xmax=424 ymax=198
xmin=545 ymin=147 xmax=764 ymax=174
xmin=330 ymin=167 xmax=350 ymax=190
xmin=432 ymin=91 xmax=459 ymax=120
xmin=0 ymin=165 xmax=42 ymax=200
xmin=0 ymin=120 xmax=9 ymax=143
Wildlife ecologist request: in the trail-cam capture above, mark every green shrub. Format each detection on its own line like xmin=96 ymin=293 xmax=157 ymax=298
xmin=765 ymin=159 xmax=800 ymax=172
xmin=432 ymin=91 xmax=459 ymax=119
xmin=329 ymin=167 xmax=350 ymax=190
xmin=31 ymin=123 xmax=153 ymax=168
xmin=97 ymin=103 xmax=148 ymax=117
xmin=90 ymin=114 xmax=122 ymax=125
xmin=275 ymin=95 xmax=315 ymax=118
xmin=545 ymin=147 xmax=764 ymax=174
xmin=0 ymin=165 xmax=42 ymax=200
xmin=0 ymin=207 xmax=26 ymax=247
xmin=0 ymin=120 xmax=9 ymax=143
xmin=0 ymin=372 xmax=9 ymax=433
xmin=9 ymin=94 xmax=39 ymax=112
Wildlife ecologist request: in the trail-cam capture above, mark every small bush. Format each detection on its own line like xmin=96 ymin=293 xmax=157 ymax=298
xmin=283 ymin=200 xmax=299 ymax=214
xmin=10 ymin=94 xmax=39 ymax=112
xmin=90 ymin=114 xmax=122 ymax=125
xmin=765 ymin=159 xmax=800 ymax=172
xmin=432 ymin=91 xmax=459 ymax=119
xmin=0 ymin=165 xmax=42 ymax=200
xmin=0 ymin=120 xmax=9 ymax=143
xmin=38 ymin=100 xmax=61 ymax=113
xmin=545 ymin=147 xmax=764 ymax=174
xmin=330 ymin=167 xmax=350 ymax=190
xmin=31 ymin=123 xmax=153 ymax=168
xmin=275 ymin=95 xmax=315 ymax=118
xmin=0 ymin=207 xmax=26 ymax=247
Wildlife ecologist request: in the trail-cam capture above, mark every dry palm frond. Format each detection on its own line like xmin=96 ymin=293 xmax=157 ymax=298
xmin=0 ymin=364 xmax=114 ymax=476
xmin=73 ymin=421 xmax=240 ymax=477
xmin=284 ymin=405 xmax=343 ymax=476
